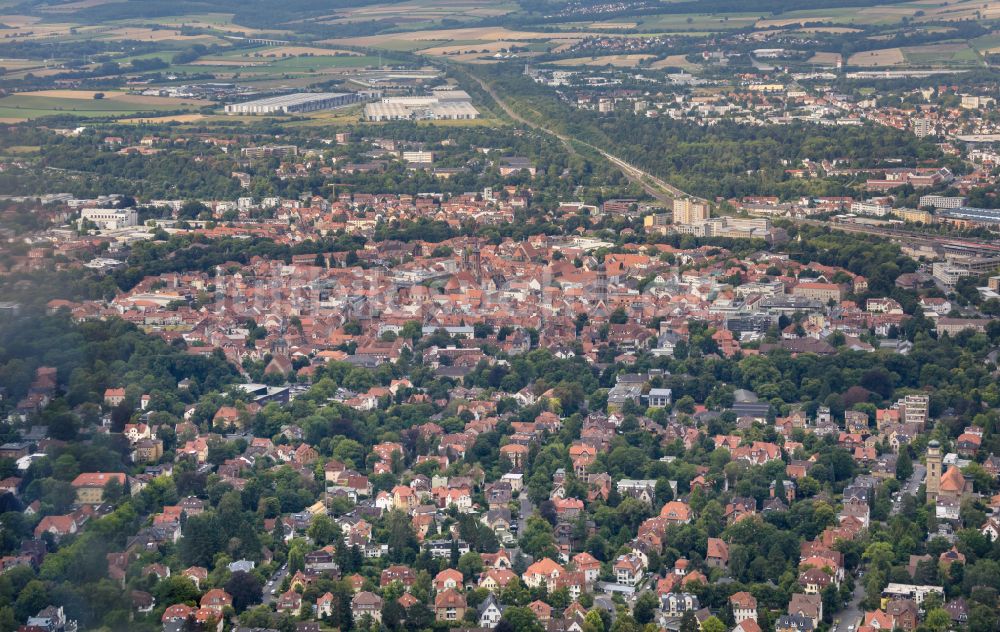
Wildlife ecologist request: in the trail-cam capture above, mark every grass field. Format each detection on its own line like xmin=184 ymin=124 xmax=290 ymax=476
xmin=415 ymin=39 xmax=544 ymax=61
xmin=637 ymin=13 xmax=759 ymax=31
xmin=114 ymin=51 xmax=179 ymax=65
xmin=0 ymin=58 xmax=47 ymax=79
xmin=756 ymin=13 xmax=855 ymax=28
xmin=911 ymin=0 xmax=1000 ymax=23
xmin=258 ymin=55 xmax=381 ymax=71
xmin=0 ymin=145 xmax=39 ymax=154
xmin=0 ymin=98 xmax=159 ymax=120
xmin=326 ymin=26 xmax=594 ymax=49
xmin=971 ymin=31 xmax=1000 ymax=53
xmin=792 ymin=27 xmax=863 ymax=34
xmin=650 ymin=54 xmax=700 ymax=70
xmin=36 ymin=0 xmax=118 ymax=13
xmin=807 ymin=52 xmax=843 ymax=66
xmin=367 ymin=39 xmax=451 ymax=52
xmin=902 ymin=41 xmax=981 ymax=66
xmin=201 ymin=46 xmax=362 ymax=61
xmin=746 ymin=0 xmax=1000 ymax=28
xmin=169 ymin=54 xmax=384 ymax=77
xmin=152 ymin=12 xmax=292 ymax=36
xmin=416 ymin=40 xmax=512 ymax=55
xmin=182 ymin=46 xmax=392 ymax=75
xmin=586 ymin=21 xmax=637 ymax=29
xmin=119 ymin=113 xmax=207 ymax=124
xmin=245 ymin=46 xmax=361 ymax=58
xmin=317 ymin=0 xmax=517 ymax=25
xmin=0 ymin=58 xmax=44 ymax=69
xmin=0 ymin=90 xmax=207 ymax=121
xmin=0 ymin=19 xmax=76 ymax=42
xmin=0 ymin=16 xmax=227 ymax=45
xmin=848 ymin=47 xmax=906 ymax=67
xmin=89 ymin=26 xmax=219 ymax=43
xmin=549 ymin=54 xmax=656 ymax=68
xmin=847 ymin=40 xmax=982 ymax=67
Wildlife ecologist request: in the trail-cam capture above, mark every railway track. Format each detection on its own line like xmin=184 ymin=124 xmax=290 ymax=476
xmin=464 ymin=70 xmax=999 ymax=256
xmin=464 ymin=70 xmax=700 ymax=205
xmin=791 ymin=218 xmax=1000 ymax=256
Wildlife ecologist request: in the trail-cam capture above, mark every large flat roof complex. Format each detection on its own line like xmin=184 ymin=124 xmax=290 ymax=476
xmin=224 ymin=92 xmax=360 ymax=115
xmin=941 ymin=207 xmax=1000 ymax=225
xmin=365 ymin=94 xmax=479 ymax=122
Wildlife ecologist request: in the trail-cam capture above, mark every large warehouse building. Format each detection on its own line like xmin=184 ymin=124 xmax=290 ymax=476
xmin=364 ymin=92 xmax=480 ymax=122
xmin=224 ymin=92 xmax=360 ymax=115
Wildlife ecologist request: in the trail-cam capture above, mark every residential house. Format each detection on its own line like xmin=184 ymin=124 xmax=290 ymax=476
xmin=434 ymin=588 xmax=467 ymax=622
xmin=661 ymin=592 xmax=699 ymax=616
xmin=730 ymin=591 xmax=758 ymax=623
xmin=434 ymin=568 xmax=464 ymax=592
xmin=613 ymin=554 xmax=643 ymax=586
xmin=352 ymin=591 xmax=383 ymax=623
xmin=277 ymin=590 xmax=303 ymax=616
xmin=71 ymin=472 xmax=126 ymax=504
xmin=799 ymin=568 xmax=832 ymax=594
xmin=478 ymin=593 xmax=505 ymax=629
xmin=659 ymin=500 xmax=692 ymax=524
xmin=571 ymin=552 xmax=601 ymax=585
xmin=706 ymin=538 xmax=729 ymax=569
xmin=523 ymin=558 xmax=564 ymax=591
xmin=788 ymin=593 xmax=822 ymax=625
xmin=199 ymin=588 xmax=232 ymax=614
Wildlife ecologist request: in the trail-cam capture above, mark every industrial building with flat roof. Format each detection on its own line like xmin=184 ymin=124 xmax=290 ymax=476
xmin=240 ymin=145 xmax=298 ymax=159
xmin=940 ymin=207 xmax=1000 ymax=225
xmin=432 ymin=89 xmax=472 ymax=101
xmin=919 ymin=195 xmax=966 ymax=209
xmin=364 ymin=90 xmax=479 ymax=122
xmin=224 ymin=92 xmax=359 ymax=115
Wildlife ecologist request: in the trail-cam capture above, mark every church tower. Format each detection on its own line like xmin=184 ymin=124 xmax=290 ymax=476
xmin=596 ymin=262 xmax=607 ymax=302
xmin=471 ymin=244 xmax=482 ymax=282
xmin=926 ymin=440 xmax=942 ymax=501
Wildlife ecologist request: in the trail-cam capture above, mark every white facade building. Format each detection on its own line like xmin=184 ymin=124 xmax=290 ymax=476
xmin=79 ymin=208 xmax=138 ymax=230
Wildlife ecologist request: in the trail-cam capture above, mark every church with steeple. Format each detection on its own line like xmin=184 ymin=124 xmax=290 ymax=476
xmin=926 ymin=440 xmax=972 ymax=511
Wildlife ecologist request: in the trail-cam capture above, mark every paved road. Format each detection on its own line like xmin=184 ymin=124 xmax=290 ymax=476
xmin=517 ymin=491 xmax=534 ymax=535
xmin=261 ymin=563 xmax=289 ymax=605
xmin=831 ymin=463 xmax=924 ymax=629
xmin=833 ymin=580 xmax=865 ymax=632
xmin=891 ymin=463 xmax=925 ymax=516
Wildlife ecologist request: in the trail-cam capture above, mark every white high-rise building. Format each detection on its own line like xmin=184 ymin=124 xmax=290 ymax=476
xmin=673 ymin=198 xmax=709 ymax=225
